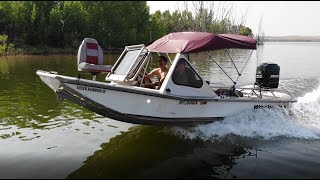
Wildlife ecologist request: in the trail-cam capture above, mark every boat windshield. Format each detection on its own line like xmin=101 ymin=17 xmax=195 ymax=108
xmin=113 ymin=50 xmax=141 ymax=75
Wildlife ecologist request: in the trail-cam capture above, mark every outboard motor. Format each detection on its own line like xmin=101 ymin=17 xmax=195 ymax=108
xmin=255 ymin=63 xmax=280 ymax=88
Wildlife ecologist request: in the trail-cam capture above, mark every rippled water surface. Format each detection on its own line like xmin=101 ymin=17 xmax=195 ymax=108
xmin=1 ymin=42 xmax=320 ymax=178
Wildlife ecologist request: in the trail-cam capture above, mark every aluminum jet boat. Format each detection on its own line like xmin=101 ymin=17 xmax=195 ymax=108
xmin=36 ymin=32 xmax=296 ymax=125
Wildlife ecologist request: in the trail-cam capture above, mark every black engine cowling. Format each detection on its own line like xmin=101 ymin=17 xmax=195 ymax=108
xmin=255 ymin=63 xmax=280 ymax=88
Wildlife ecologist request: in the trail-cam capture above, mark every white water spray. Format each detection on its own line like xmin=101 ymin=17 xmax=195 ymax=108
xmin=173 ymin=79 xmax=320 ymax=141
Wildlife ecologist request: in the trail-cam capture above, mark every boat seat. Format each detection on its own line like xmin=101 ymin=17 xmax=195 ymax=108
xmin=77 ymin=38 xmax=112 ymax=78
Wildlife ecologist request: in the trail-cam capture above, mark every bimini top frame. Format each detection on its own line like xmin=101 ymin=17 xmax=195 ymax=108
xmin=146 ymin=31 xmax=257 ymax=88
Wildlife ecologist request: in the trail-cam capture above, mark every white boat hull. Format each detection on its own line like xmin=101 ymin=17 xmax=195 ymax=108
xmin=36 ymin=70 xmax=296 ymax=125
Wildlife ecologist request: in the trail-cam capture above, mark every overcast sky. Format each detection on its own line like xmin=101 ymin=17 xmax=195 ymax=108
xmin=147 ymin=1 xmax=320 ymax=36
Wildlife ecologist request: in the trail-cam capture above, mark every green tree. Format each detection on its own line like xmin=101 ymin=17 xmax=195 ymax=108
xmin=48 ymin=1 xmax=64 ymax=47
xmin=239 ymin=25 xmax=253 ymax=37
xmin=55 ymin=1 xmax=89 ymax=48
xmin=148 ymin=10 xmax=167 ymax=42
xmin=30 ymin=1 xmax=58 ymax=46
xmin=0 ymin=34 xmax=15 ymax=55
xmin=0 ymin=2 xmax=14 ymax=41
xmin=10 ymin=1 xmax=34 ymax=46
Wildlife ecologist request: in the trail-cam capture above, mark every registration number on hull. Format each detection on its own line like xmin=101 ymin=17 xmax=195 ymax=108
xmin=254 ymin=104 xmax=286 ymax=109
xmin=178 ymin=100 xmax=207 ymax=105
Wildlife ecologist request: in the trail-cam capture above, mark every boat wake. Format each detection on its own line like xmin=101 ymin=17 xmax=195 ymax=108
xmin=172 ymin=78 xmax=320 ymax=141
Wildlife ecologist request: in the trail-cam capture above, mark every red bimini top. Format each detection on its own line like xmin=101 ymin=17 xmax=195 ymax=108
xmin=146 ymin=32 xmax=257 ymax=53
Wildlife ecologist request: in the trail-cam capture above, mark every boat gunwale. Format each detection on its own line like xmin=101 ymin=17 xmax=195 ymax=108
xmin=54 ymin=74 xmax=297 ymax=104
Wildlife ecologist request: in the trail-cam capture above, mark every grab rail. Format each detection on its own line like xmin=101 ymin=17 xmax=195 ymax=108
xmin=241 ymin=87 xmax=295 ymax=100
xmin=210 ymin=85 xmax=295 ymax=100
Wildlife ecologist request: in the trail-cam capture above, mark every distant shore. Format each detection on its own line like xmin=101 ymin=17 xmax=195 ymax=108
xmin=264 ymin=36 xmax=320 ymax=42
xmin=2 ymin=36 xmax=320 ymax=57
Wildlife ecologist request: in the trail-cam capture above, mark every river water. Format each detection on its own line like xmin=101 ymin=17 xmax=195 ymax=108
xmin=0 ymin=42 xmax=320 ymax=178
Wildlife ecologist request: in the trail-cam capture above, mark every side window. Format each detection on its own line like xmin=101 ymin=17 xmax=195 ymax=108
xmin=172 ymin=58 xmax=203 ymax=88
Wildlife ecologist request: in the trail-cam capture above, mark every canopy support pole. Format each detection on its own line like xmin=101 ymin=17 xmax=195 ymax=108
xmin=225 ymin=49 xmax=241 ymax=76
xmin=166 ymin=53 xmax=172 ymax=64
xmin=206 ymin=51 xmax=236 ymax=85
xmin=235 ymin=50 xmax=254 ymax=83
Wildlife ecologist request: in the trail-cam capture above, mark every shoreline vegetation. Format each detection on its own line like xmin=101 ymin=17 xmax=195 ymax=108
xmin=0 ymin=1 xmax=254 ymax=57
xmin=2 ymin=36 xmax=318 ymax=58
xmin=2 ymin=1 xmax=317 ymax=57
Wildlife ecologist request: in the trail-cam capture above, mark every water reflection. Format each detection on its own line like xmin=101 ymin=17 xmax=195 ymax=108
xmin=0 ymin=55 xmax=119 ymax=132
xmin=67 ymin=126 xmax=252 ymax=179
xmin=0 ymin=57 xmax=9 ymax=80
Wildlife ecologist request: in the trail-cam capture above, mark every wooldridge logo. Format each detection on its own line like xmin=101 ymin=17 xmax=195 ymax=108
xmin=77 ymin=85 xmax=106 ymax=93
xmin=254 ymin=104 xmax=273 ymax=109
xmin=254 ymin=104 xmax=286 ymax=109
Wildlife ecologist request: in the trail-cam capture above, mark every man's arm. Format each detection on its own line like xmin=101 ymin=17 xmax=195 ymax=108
xmin=144 ymin=68 xmax=158 ymax=81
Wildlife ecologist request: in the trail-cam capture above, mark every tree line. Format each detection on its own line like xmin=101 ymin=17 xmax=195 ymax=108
xmin=0 ymin=1 xmax=253 ymax=55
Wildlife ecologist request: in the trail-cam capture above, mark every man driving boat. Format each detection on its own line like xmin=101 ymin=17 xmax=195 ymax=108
xmin=144 ymin=56 xmax=168 ymax=89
